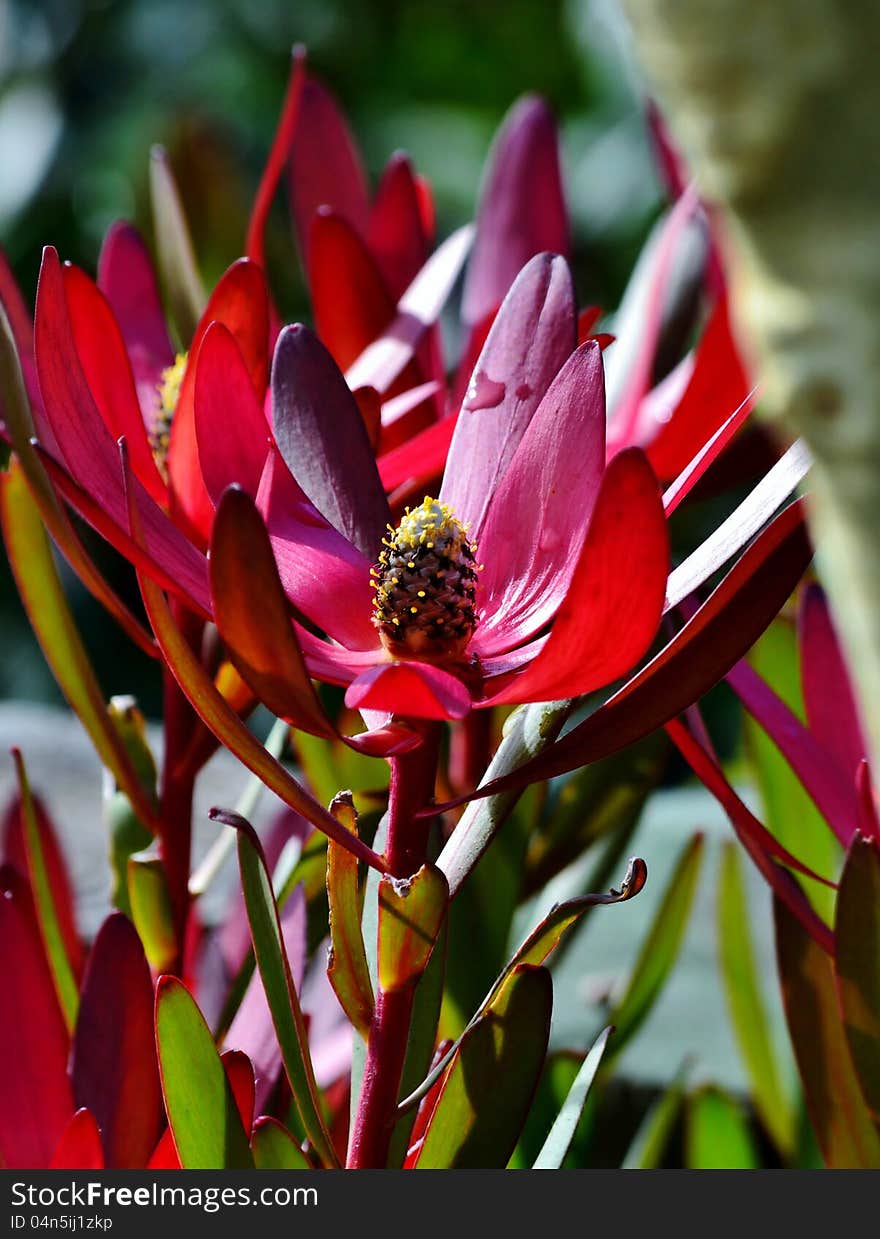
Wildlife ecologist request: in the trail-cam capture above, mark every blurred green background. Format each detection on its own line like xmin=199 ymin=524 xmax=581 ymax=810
xmin=0 ymin=0 xmax=664 ymax=712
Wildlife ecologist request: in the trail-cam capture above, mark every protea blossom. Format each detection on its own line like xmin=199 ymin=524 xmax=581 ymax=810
xmin=203 ymin=253 xmax=669 ymax=728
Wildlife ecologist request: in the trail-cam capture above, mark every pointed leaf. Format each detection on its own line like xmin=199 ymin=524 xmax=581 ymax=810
xmin=621 ymin=1059 xmax=691 ymax=1169
xmin=50 ymin=1109 xmax=104 ymax=1170
xmin=775 ymin=896 xmax=880 ymax=1167
xmin=413 ymin=964 xmax=552 ymax=1168
xmin=717 ymin=841 xmax=796 ymax=1155
xmin=12 ymin=749 xmax=80 ymax=1031
xmin=217 ymin=809 xmax=340 ymax=1167
xmin=326 ymin=794 xmax=374 ymax=1038
xmin=72 ymin=913 xmax=162 ymax=1168
xmin=532 ymin=1026 xmax=613 ymax=1169
xmin=0 ymin=461 xmax=160 ymax=832
xmin=685 ymin=1086 xmax=759 ymax=1169
xmin=834 ymin=836 xmax=880 ymax=1134
xmin=251 ymin=1117 xmax=312 ymax=1169
xmin=155 ymin=975 xmax=254 ymax=1169
xmin=246 ymin=46 xmax=306 ymax=267
xmin=149 ymin=146 xmax=206 ymax=341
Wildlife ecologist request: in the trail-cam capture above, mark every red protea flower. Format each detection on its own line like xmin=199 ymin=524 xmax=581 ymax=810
xmin=202 ymin=254 xmax=670 ymax=725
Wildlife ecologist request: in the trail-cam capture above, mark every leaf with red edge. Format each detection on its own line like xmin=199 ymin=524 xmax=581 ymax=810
xmin=168 ymin=258 xmax=270 ymax=541
xmin=155 ymin=975 xmax=254 ymax=1169
xmin=51 ymin=1110 xmax=104 ymax=1170
xmin=309 ymin=209 xmax=396 ymax=371
xmin=13 ymin=749 xmax=80 ymax=1031
xmin=378 ymin=863 xmax=448 ymax=992
xmin=72 ymin=912 xmax=162 ymax=1168
xmin=2 ymin=791 xmax=81 ymax=977
xmin=0 ymin=460 xmax=160 ymax=832
xmin=271 ymin=322 xmax=390 ymax=559
xmin=775 ymin=896 xmax=880 ymax=1167
xmin=345 ymin=225 xmax=473 ymax=395
xmin=220 ymin=1050 xmax=256 ymax=1135
xmin=368 ymin=153 xmax=432 ymax=299
xmin=647 ymin=296 xmax=751 ymax=480
xmin=462 ymin=95 xmax=568 ymax=328
xmin=834 ymin=836 xmax=880 ymax=1136
xmin=287 ymin=73 xmax=371 ymax=261
xmin=62 ymin=262 xmax=166 ymax=504
xmin=251 ymin=1117 xmax=312 ymax=1169
xmin=326 ymin=794 xmax=374 ymax=1039
xmin=209 ymin=485 xmax=334 ymax=738
xmin=413 ymin=964 xmax=553 ymax=1168
xmin=246 ymin=45 xmax=306 ymax=267
xmin=0 ymin=864 xmax=73 ymax=1168
xmin=194 ymin=322 xmax=273 ymax=504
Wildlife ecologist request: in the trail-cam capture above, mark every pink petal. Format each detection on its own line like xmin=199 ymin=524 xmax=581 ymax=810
xmin=483 ymin=449 xmax=668 ymax=704
xmin=473 ymin=341 xmax=605 ymax=653
xmin=799 ymin=584 xmax=868 ymax=784
xmin=195 ymin=322 xmax=273 ymax=503
xmin=440 ymin=252 xmax=576 ymax=540
xmin=462 ymin=95 xmax=568 ymax=329
xmin=287 ymin=73 xmax=371 ymax=258
xmin=256 ymin=451 xmax=379 ymax=651
xmin=345 ymin=661 xmax=472 ymax=720
xmin=97 ymin=221 xmax=175 ymax=417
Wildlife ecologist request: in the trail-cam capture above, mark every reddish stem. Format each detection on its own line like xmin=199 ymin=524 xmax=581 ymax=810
xmin=447 ymin=708 xmax=493 ymax=796
xmin=347 ymin=726 xmax=441 ymax=1169
xmin=158 ymin=603 xmax=203 ymax=974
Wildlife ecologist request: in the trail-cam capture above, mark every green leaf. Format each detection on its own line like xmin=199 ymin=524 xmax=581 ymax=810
xmin=224 ymin=811 xmax=339 ymax=1168
xmin=128 ymin=854 xmax=178 ymax=973
xmin=0 ymin=461 xmax=160 ymax=833
xmin=155 ymin=976 xmax=254 ymax=1169
xmin=834 ymin=835 xmax=880 ymax=1134
xmin=413 ymin=964 xmax=553 ymax=1168
xmin=746 ymin=619 xmax=840 ymax=921
xmin=717 ymin=840 xmax=796 ymax=1156
xmin=605 ymin=832 xmax=703 ymax=1058
xmin=377 ymin=863 xmax=448 ymax=992
xmin=326 ymin=793 xmax=374 ymax=1038
xmin=775 ymin=895 xmax=880 ymax=1167
xmin=292 ymin=728 xmax=389 ymax=810
xmin=685 ymin=1086 xmax=759 ymax=1168
xmin=621 ymin=1058 xmax=691 ymax=1169
xmin=13 ymin=749 xmax=79 ymax=1032
xmin=532 ymin=1026 xmax=613 ymax=1169
xmin=251 ymin=1118 xmax=312 ymax=1169
xmin=149 ymin=146 xmax=206 ymax=342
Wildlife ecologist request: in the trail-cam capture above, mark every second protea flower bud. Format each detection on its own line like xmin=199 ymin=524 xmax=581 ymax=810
xmin=372 ymin=497 xmax=480 ymax=660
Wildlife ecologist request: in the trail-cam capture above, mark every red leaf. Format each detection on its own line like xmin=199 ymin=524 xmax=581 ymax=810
xmin=51 ymin=1110 xmax=104 ymax=1170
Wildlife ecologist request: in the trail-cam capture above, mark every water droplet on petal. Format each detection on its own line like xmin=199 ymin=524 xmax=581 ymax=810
xmin=464 ymin=370 xmax=506 ymax=412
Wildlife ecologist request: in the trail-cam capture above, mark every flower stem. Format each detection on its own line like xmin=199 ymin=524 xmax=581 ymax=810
xmin=158 ymin=602 xmax=203 ymax=974
xmin=347 ymin=725 xmax=441 ymax=1168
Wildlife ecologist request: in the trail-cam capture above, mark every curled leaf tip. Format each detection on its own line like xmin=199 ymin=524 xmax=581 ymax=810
xmin=611 ymin=856 xmax=648 ymax=900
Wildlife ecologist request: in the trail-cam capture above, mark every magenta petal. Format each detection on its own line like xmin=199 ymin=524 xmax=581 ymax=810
xmin=256 ymin=451 xmax=379 ymax=651
xmin=34 ymin=247 xmax=211 ymax=613
xmin=440 ymin=253 xmax=576 ymax=540
xmin=195 ymin=322 xmax=273 ymax=504
xmin=462 ymin=95 xmax=569 ymax=329
xmin=799 ymin=584 xmax=868 ymax=784
xmin=483 ymin=449 xmax=668 ymax=705
xmin=344 ymin=661 xmax=472 ymax=720
xmin=287 ymin=74 xmax=371 ymax=258
xmin=97 ymin=221 xmax=175 ymax=420
xmin=473 ymin=341 xmax=606 ymax=653
xmin=271 ymin=323 xmax=390 ymax=559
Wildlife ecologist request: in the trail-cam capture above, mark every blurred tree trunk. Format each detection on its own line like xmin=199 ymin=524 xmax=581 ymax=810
xmin=619 ymin=1 xmax=880 ymax=774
